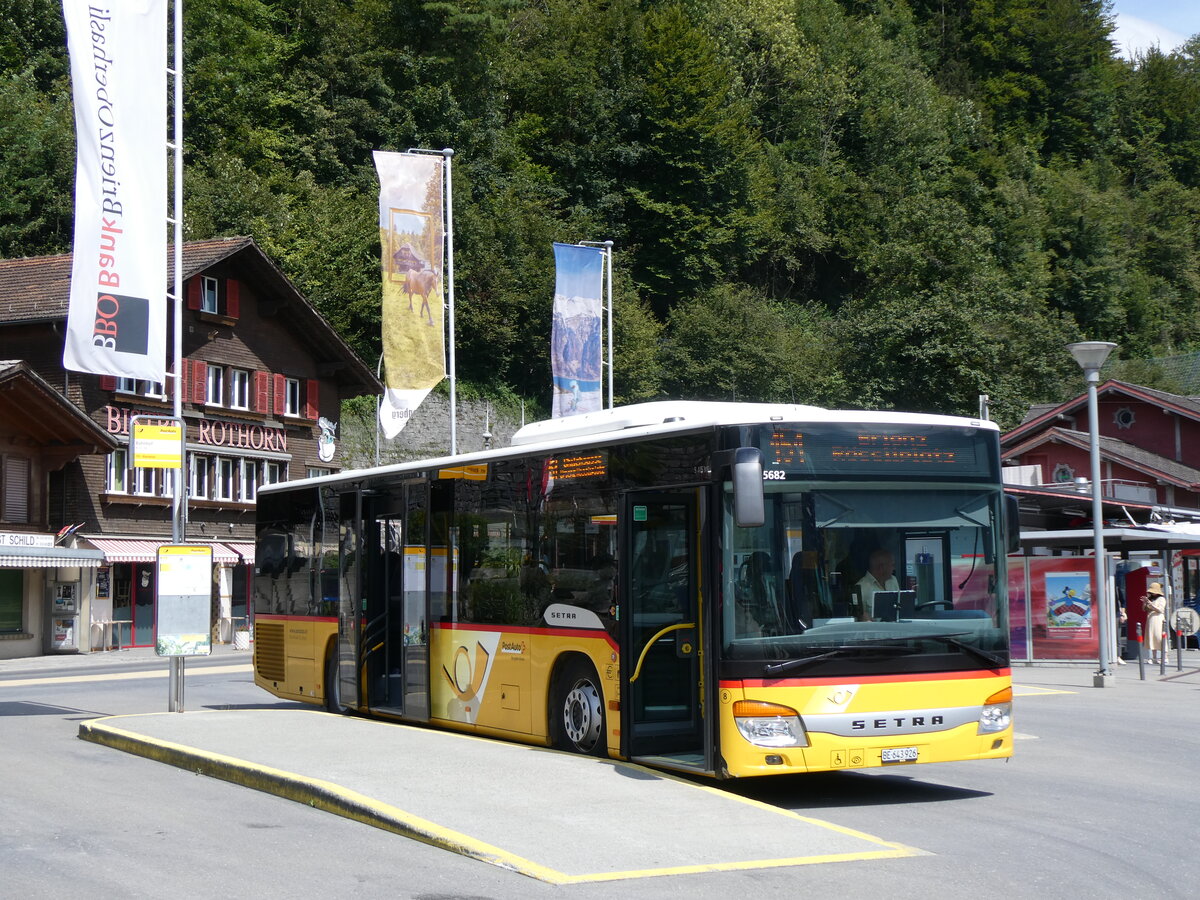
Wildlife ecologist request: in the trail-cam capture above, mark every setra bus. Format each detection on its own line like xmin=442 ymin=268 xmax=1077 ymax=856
xmin=252 ymin=401 xmax=1015 ymax=778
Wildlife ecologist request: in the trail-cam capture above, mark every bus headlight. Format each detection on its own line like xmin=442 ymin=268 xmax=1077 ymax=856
xmin=978 ymin=687 xmax=1012 ymax=734
xmin=733 ymin=700 xmax=809 ymax=748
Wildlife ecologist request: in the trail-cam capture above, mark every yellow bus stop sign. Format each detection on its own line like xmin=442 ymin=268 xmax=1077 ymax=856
xmin=132 ymin=421 xmax=183 ymax=468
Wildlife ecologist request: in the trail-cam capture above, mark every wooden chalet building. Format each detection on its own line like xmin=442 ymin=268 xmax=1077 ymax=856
xmin=0 ymin=237 xmax=381 ymax=657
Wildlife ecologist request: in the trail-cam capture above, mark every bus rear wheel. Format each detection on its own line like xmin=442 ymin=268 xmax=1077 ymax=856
xmin=324 ymin=647 xmax=344 ymax=714
xmin=554 ymin=660 xmax=605 ymax=755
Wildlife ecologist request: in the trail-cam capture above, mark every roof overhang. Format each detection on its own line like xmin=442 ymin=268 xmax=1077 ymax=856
xmin=1020 ymin=526 xmax=1200 ymax=551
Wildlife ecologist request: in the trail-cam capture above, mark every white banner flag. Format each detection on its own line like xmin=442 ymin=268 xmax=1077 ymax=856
xmin=62 ymin=0 xmax=167 ymax=381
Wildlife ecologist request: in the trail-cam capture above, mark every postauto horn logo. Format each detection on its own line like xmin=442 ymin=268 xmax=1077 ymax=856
xmin=93 ymin=291 xmax=150 ymax=353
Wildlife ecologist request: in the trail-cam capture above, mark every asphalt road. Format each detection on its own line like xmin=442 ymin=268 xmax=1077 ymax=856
xmin=2 ymin=647 xmax=1198 ymax=898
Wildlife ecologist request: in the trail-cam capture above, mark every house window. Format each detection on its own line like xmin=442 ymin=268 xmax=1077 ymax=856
xmin=190 ymin=455 xmax=210 ymax=500
xmin=133 ymin=464 xmax=155 ymax=496
xmin=285 ymin=378 xmax=301 ymax=417
xmin=206 ymin=366 xmax=224 ymax=406
xmin=107 ymin=449 xmax=128 ymax=493
xmin=307 ymin=467 xmax=332 ymax=480
xmin=0 ymin=569 xmax=23 ymax=634
xmin=201 ymin=276 xmax=219 ymax=313
xmin=214 ymin=457 xmax=235 ymax=501
xmin=230 ymin=369 xmax=250 ymax=410
xmin=1 ymin=455 xmax=30 ymax=522
xmin=240 ymin=459 xmax=257 ymax=502
xmin=116 ymin=379 xmax=164 ymax=398
xmin=264 ymin=461 xmax=285 ymax=485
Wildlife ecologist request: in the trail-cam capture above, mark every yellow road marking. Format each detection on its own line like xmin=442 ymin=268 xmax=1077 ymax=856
xmin=1013 ymin=685 xmax=1076 ymax=696
xmin=0 ymin=663 xmax=252 ymax=688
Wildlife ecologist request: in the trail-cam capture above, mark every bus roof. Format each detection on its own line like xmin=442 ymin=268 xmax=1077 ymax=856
xmin=261 ymin=400 xmax=998 ymax=495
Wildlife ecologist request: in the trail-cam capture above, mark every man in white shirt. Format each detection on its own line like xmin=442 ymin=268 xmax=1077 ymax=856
xmin=855 ymin=548 xmax=899 ymax=620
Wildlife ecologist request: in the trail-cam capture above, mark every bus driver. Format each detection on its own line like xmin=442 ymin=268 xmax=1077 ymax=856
xmin=855 ymin=548 xmax=899 ymax=620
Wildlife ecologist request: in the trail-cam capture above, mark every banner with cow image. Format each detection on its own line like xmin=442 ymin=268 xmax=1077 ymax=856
xmin=62 ymin=0 xmax=168 ymax=381
xmin=374 ymin=151 xmax=446 ymax=438
xmin=551 ymin=243 xmax=604 ymax=417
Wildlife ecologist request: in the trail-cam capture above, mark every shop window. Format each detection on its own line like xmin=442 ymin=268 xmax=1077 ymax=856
xmin=1 ymin=455 xmax=30 ymax=522
xmin=0 ymin=569 xmax=23 ymax=633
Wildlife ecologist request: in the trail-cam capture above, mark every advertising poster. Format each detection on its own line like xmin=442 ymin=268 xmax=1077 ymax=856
xmin=550 ymin=243 xmax=604 ymax=417
xmin=373 ymin=151 xmax=446 ymax=438
xmin=155 ymin=545 xmax=213 ymax=657
xmin=1026 ymin=558 xmax=1100 ymax=660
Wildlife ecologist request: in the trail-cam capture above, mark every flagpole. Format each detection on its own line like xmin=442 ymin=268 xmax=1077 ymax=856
xmin=578 ymin=240 xmax=615 ymax=409
xmin=168 ymin=0 xmax=185 ymax=712
xmin=443 ymin=148 xmax=456 ymax=455
xmin=605 ymin=240 xmax=613 ymax=409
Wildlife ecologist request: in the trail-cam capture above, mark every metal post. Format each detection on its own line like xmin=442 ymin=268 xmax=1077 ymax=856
xmin=1137 ymin=623 xmax=1145 ymax=680
xmin=169 ymin=0 xmax=186 ymax=713
xmin=1067 ymin=341 xmax=1117 ymax=688
xmin=375 ymin=352 xmax=384 ymax=466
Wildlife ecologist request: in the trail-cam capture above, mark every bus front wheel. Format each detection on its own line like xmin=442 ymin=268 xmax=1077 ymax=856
xmin=554 ymin=659 xmax=605 ymax=755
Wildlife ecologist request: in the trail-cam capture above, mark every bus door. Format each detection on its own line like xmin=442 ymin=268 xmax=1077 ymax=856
xmin=362 ymin=481 xmax=430 ymax=719
xmin=623 ymin=491 xmax=708 ymax=767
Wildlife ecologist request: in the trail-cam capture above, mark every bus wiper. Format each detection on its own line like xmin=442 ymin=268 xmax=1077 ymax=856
xmin=854 ymin=632 xmax=1007 ymax=668
xmin=763 ymin=645 xmax=909 ymax=676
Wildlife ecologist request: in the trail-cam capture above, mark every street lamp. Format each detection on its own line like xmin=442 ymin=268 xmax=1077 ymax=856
xmin=1067 ymin=341 xmax=1117 ymax=687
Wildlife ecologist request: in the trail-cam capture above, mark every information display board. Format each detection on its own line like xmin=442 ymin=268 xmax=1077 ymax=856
xmin=156 ymin=545 xmax=213 ymax=657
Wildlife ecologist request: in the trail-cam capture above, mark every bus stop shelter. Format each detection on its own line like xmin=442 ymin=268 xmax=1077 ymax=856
xmin=1013 ymin=524 xmax=1200 ymax=662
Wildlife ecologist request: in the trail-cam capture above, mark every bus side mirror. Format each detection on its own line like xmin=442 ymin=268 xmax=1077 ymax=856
xmin=733 ymin=447 xmax=765 ymax=528
xmin=1004 ymin=494 xmax=1021 ymax=555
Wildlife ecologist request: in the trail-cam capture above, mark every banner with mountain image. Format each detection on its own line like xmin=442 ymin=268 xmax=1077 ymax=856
xmin=62 ymin=0 xmax=167 ymax=381
xmin=551 ymin=243 xmax=604 ymax=417
xmin=373 ymin=151 xmax=446 ymax=438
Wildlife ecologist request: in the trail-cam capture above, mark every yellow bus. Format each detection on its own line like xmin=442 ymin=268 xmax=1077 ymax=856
xmin=253 ymin=401 xmax=1014 ymax=778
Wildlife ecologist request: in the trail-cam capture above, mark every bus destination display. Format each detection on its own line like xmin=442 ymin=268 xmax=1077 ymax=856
xmin=763 ymin=426 xmax=988 ymax=477
xmin=548 ymin=452 xmax=607 ymax=481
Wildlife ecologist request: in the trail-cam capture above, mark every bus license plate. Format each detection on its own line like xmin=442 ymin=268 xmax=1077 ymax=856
xmin=881 ymin=747 xmax=918 ymax=763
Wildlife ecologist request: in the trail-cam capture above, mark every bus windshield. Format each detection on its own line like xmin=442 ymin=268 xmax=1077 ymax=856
xmin=721 ymin=484 xmax=1008 ymax=674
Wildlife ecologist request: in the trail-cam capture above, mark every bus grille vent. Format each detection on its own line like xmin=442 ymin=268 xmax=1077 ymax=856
xmin=254 ymin=622 xmax=286 ymax=682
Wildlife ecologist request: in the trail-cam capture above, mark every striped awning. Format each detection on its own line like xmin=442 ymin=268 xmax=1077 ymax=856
xmin=83 ymin=538 xmax=241 ymax=564
xmin=222 ymin=541 xmax=256 ymax=564
xmin=0 ymin=547 xmax=106 ymax=568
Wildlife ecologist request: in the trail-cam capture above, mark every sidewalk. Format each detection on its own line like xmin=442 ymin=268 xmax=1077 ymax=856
xmin=0 ymin=641 xmax=251 ymax=673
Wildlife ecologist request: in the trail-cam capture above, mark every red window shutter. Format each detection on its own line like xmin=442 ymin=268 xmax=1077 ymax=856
xmin=253 ymin=371 xmax=269 ymax=413
xmin=225 ymin=279 xmax=240 ymax=318
xmin=273 ymin=374 xmax=285 ymax=416
xmin=99 ymin=375 xmax=116 ymax=391
xmin=192 ymin=360 xmax=207 ymax=403
xmin=304 ymin=379 xmax=319 ymax=420
xmin=177 ymin=360 xmax=190 ymax=403
xmin=187 ymin=277 xmax=202 ymax=310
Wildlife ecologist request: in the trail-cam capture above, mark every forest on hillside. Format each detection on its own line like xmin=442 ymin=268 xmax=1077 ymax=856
xmin=3 ymin=0 xmax=1199 ymax=428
